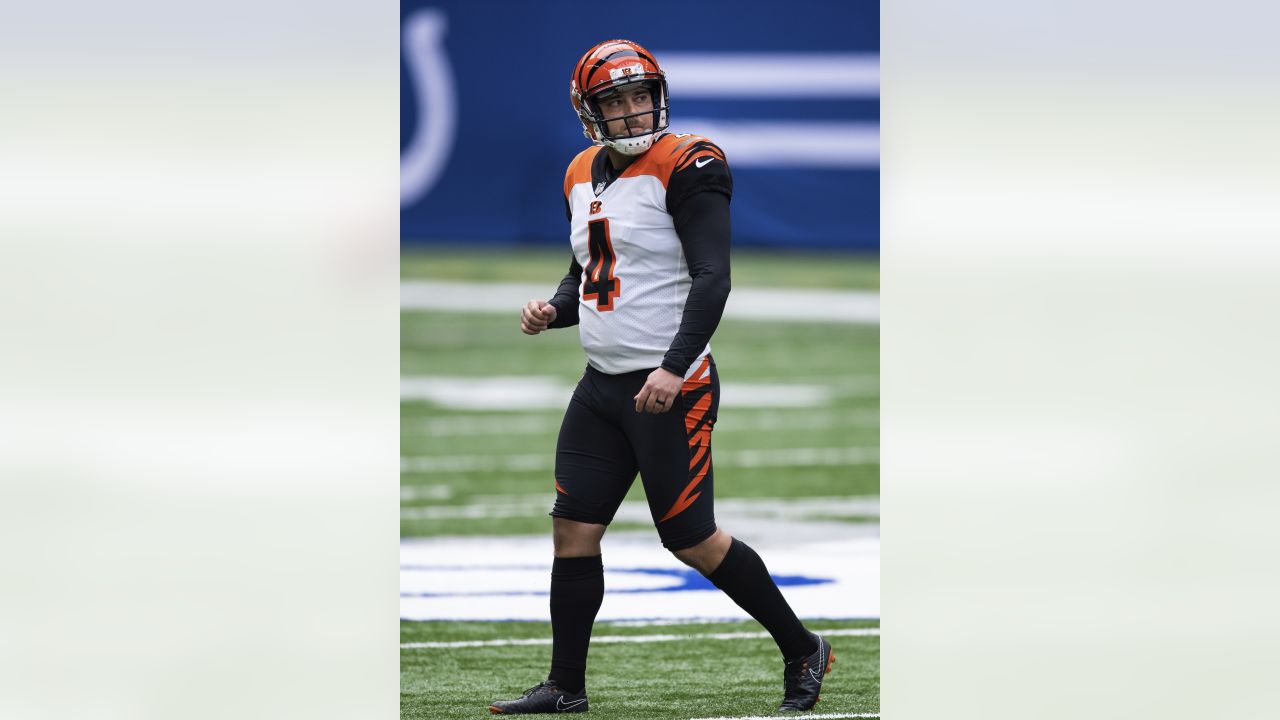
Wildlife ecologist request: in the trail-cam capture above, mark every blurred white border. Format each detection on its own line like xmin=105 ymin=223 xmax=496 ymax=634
xmin=0 ymin=2 xmax=399 ymax=718
xmin=883 ymin=1 xmax=1280 ymax=718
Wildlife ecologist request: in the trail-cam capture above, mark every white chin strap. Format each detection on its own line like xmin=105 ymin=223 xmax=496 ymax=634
xmin=603 ymin=132 xmax=657 ymax=156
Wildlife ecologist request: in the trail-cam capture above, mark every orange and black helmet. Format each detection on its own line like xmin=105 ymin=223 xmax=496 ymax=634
xmin=570 ymin=39 xmax=670 ymax=156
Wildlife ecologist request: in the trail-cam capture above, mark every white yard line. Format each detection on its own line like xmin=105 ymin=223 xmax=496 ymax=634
xmin=605 ymin=618 xmax=754 ymax=628
xmin=399 ymin=484 xmax=452 ymax=501
xmin=400 ymin=376 xmax=842 ymax=410
xmin=727 ymin=447 xmax=880 ymax=467
xmin=401 ymin=503 xmax=544 ymax=520
xmin=402 ymin=280 xmax=879 ymax=325
xmin=400 ymin=446 xmax=879 ymax=473
xmin=402 ymin=409 xmax=879 ymax=437
xmin=402 ymin=536 xmax=879 ymax=621
xmin=401 ymin=627 xmax=878 ymax=649
xmin=400 ymin=495 xmax=880 ymax=522
xmin=691 ymin=707 xmax=880 ymax=712
xmin=401 ymin=452 xmax=547 ymax=473
xmin=404 ymin=414 xmax=557 ymax=436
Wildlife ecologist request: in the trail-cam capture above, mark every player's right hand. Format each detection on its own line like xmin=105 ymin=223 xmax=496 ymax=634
xmin=520 ymin=300 xmax=557 ymax=335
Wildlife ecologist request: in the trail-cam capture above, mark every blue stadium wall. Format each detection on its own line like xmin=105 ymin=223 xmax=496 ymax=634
xmin=401 ymin=0 xmax=879 ymax=251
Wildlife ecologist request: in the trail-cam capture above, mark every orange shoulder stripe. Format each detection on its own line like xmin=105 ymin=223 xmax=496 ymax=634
xmin=563 ymin=147 xmax=599 ymax=199
xmin=624 ymin=134 xmax=724 ymax=188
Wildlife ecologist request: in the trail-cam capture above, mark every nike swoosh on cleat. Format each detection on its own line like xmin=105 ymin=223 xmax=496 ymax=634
xmin=695 ymin=157 xmax=714 ymax=168
xmin=556 ymin=696 xmax=587 ymax=711
xmin=809 ymin=641 xmax=827 ymax=682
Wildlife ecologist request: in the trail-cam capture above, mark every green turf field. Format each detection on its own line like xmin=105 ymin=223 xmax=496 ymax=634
xmin=401 ymin=248 xmax=880 ymax=537
xmin=401 ymin=245 xmax=880 ymax=290
xmin=401 ymin=619 xmax=880 ymax=719
xmin=401 ymin=247 xmax=879 ymax=717
xmin=401 ymin=310 xmax=879 ymax=536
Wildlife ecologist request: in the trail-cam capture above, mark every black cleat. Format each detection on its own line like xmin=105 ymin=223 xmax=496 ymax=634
xmin=778 ymin=634 xmax=834 ymax=712
xmin=489 ymin=680 xmax=589 ymax=714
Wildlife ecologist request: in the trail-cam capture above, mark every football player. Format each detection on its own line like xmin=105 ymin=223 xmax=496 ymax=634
xmin=490 ymin=39 xmax=834 ymax=715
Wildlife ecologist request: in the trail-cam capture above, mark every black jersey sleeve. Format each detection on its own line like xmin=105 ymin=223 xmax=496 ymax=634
xmin=665 ymin=138 xmax=733 ymax=217
xmin=547 ymin=254 xmax=582 ymax=329
xmin=660 ymin=190 xmax=731 ymax=376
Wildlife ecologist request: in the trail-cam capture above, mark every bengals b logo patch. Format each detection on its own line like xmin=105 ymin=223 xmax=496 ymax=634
xmin=589 ymin=200 xmax=602 ymax=215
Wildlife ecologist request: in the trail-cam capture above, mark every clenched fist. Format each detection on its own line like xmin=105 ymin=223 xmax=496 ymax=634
xmin=520 ymin=300 xmax=558 ymax=335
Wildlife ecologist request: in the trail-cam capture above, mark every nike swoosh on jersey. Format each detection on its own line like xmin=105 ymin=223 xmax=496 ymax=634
xmin=695 ymin=157 xmax=715 ymax=168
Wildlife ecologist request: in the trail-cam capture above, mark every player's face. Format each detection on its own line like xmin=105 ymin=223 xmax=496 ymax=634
xmin=598 ymin=84 xmax=655 ymax=138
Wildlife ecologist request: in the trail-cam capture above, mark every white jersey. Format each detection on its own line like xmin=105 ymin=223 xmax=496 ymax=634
xmin=562 ymin=133 xmax=732 ymax=376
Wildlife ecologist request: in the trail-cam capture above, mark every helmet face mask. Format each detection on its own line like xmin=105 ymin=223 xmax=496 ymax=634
xmin=570 ymin=40 xmax=670 ymax=156
xmin=580 ymin=80 xmax=669 ymax=155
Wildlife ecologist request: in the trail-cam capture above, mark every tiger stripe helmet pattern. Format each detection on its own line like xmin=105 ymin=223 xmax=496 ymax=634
xmin=570 ymin=39 xmax=670 ymax=156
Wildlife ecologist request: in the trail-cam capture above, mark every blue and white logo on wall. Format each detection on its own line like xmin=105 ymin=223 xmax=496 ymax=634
xmin=400 ymin=8 xmax=456 ymax=207
xmin=400 ymin=0 xmax=879 ymax=250
xmin=659 ymin=52 xmax=878 ymax=169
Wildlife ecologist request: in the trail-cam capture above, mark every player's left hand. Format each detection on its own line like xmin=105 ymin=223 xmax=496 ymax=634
xmin=634 ymin=368 xmax=682 ymax=414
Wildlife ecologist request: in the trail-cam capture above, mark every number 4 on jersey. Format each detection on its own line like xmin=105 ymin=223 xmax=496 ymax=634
xmin=583 ymin=219 xmax=620 ymax=311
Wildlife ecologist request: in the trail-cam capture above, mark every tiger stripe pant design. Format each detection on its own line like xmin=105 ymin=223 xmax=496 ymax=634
xmin=550 ymin=357 xmax=720 ymax=551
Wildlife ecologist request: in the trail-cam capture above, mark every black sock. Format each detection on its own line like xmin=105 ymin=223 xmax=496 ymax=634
xmin=706 ymin=538 xmax=816 ymax=660
xmin=547 ymin=554 xmax=603 ymax=694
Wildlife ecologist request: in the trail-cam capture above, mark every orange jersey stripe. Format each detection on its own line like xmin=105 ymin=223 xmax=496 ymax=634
xmin=563 ymin=146 xmax=598 ymax=199
xmin=567 ymin=136 xmax=724 ymax=195
xmin=617 ymin=134 xmax=714 ymax=189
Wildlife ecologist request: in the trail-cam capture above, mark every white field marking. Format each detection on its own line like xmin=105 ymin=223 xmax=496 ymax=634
xmin=691 ymin=707 xmax=880 ymax=712
xmin=605 ymin=618 xmax=748 ymax=628
xmin=404 ymin=414 xmax=556 ymax=436
xmin=399 ymin=484 xmax=452 ymax=502
xmin=401 ymin=503 xmax=546 ymax=520
xmin=657 ymin=52 xmax=879 ymax=98
xmin=400 ymin=495 xmax=879 ymax=522
xmin=719 ymin=408 xmax=879 ymax=431
xmin=402 ymin=281 xmax=879 ymax=324
xmin=720 ymin=383 xmax=828 ymax=408
xmin=400 ymin=492 xmax=560 ymax=520
xmin=728 ymin=446 xmax=880 ymax=467
xmin=400 ymin=376 xmax=569 ymax=411
xmin=400 ymin=376 xmax=832 ymax=410
xmin=727 ymin=286 xmax=878 ymax=323
xmin=402 ymin=408 xmax=879 ymax=437
xmin=400 ymin=446 xmax=878 ymax=473
xmin=790 ymin=375 xmax=880 ymax=394
xmin=691 ymin=496 xmax=879 ymax=520
xmin=691 ymin=714 xmax=878 ymax=720
xmin=401 ymin=453 xmax=544 ymax=473
xmin=673 ymin=119 xmax=879 ymax=169
xmin=402 ymin=534 xmax=879 ymax=620
xmin=400 ymin=627 xmax=878 ymax=649
xmin=601 ymin=617 xmax=876 ymax=629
